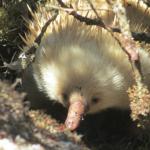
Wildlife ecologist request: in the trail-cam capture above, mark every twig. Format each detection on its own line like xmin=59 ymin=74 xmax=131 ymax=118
xmin=107 ymin=0 xmax=150 ymax=126
xmin=57 ymin=0 xmax=150 ymax=42
xmin=25 ymin=10 xmax=58 ymax=56
xmin=57 ymin=0 xmax=106 ymax=27
xmin=6 ymin=9 xmax=58 ymax=71
xmin=107 ymin=0 xmax=143 ymax=79
xmin=48 ymin=3 xmax=112 ymax=12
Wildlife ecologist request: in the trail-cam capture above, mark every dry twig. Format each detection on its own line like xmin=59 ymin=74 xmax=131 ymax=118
xmin=3 ymin=8 xmax=58 ymax=71
xmin=107 ymin=0 xmax=150 ymax=127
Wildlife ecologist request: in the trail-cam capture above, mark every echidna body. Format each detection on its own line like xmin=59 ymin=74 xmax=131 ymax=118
xmin=22 ymin=2 xmax=150 ymax=130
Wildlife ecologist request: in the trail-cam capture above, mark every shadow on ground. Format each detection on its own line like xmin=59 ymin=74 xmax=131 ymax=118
xmin=31 ymin=98 xmax=150 ymax=150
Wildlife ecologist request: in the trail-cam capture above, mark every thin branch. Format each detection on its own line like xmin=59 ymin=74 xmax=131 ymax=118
xmin=107 ymin=0 xmax=150 ymax=126
xmin=57 ymin=0 xmax=150 ymax=43
xmin=57 ymin=0 xmax=106 ymax=27
xmin=25 ymin=10 xmax=58 ymax=56
xmin=107 ymin=0 xmax=141 ymax=75
xmin=4 ymin=9 xmax=58 ymax=71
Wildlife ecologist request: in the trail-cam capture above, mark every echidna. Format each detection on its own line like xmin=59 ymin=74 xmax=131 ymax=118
xmin=22 ymin=1 xmax=150 ymax=130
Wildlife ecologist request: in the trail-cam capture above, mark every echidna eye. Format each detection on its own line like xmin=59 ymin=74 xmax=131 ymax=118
xmin=91 ymin=97 xmax=99 ymax=104
xmin=63 ymin=93 xmax=68 ymax=101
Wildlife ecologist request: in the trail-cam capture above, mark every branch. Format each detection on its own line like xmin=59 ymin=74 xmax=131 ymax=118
xmin=107 ymin=0 xmax=150 ymax=127
xmin=57 ymin=0 xmax=106 ymax=27
xmin=3 ymin=9 xmax=58 ymax=71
